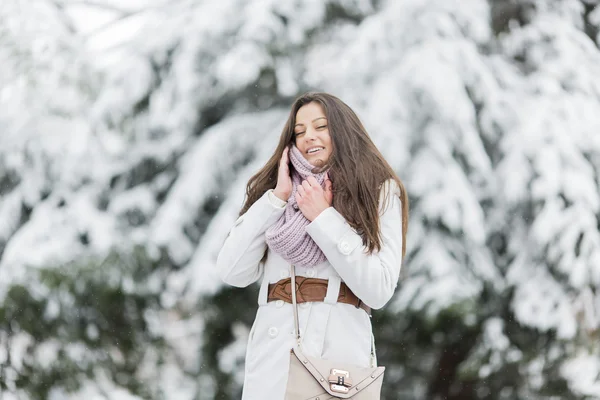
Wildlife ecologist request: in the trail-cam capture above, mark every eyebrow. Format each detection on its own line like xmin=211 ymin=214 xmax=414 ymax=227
xmin=294 ymin=117 xmax=327 ymax=127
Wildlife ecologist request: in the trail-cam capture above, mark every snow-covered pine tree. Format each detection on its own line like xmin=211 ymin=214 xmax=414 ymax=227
xmin=1 ymin=0 xmax=600 ymax=399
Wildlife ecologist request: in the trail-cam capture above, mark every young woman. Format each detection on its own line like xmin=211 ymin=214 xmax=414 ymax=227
xmin=216 ymin=92 xmax=409 ymax=399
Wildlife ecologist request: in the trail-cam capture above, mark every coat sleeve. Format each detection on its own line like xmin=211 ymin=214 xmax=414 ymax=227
xmin=305 ymin=180 xmax=403 ymax=309
xmin=216 ymin=189 xmax=287 ymax=287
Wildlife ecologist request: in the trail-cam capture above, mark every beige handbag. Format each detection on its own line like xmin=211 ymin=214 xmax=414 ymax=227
xmin=284 ymin=265 xmax=385 ymax=399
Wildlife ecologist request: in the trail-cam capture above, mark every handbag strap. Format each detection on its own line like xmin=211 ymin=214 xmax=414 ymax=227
xmin=291 ymin=264 xmax=301 ymax=346
xmin=289 ymin=265 xmax=377 ymax=366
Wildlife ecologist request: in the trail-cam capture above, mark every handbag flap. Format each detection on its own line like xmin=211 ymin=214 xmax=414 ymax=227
xmin=292 ymin=346 xmax=385 ymax=398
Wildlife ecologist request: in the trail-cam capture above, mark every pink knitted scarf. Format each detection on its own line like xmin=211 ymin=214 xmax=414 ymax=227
xmin=265 ymin=145 xmax=329 ymax=268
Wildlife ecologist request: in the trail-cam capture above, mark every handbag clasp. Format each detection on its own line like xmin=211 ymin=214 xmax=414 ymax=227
xmin=329 ymin=369 xmax=352 ymax=393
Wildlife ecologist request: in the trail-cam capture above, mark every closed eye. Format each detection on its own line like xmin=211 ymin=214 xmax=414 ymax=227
xmin=294 ymin=131 xmax=305 ymax=136
xmin=317 ymin=125 xmax=327 ymax=129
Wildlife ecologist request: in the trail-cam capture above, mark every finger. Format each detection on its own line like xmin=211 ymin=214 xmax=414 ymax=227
xmin=297 ymin=185 xmax=305 ymax=196
xmin=325 ymin=172 xmax=333 ymax=188
xmin=324 ymin=178 xmax=332 ymax=192
xmin=281 ymin=155 xmax=291 ymax=174
xmin=306 ymin=176 xmax=319 ymax=187
xmin=302 ymin=180 xmax=312 ymax=191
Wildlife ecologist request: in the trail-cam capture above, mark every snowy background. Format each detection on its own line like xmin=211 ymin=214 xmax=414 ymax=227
xmin=1 ymin=0 xmax=600 ymax=399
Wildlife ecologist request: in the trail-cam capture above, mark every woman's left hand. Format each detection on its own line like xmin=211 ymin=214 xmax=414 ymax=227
xmin=296 ymin=174 xmax=333 ymax=221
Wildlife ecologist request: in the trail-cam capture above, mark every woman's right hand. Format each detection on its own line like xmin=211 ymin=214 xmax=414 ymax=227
xmin=273 ymin=146 xmax=292 ymax=202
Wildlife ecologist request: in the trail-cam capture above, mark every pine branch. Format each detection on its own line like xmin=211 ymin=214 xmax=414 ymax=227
xmin=76 ymin=1 xmax=172 ymax=39
xmin=47 ymin=0 xmax=78 ymax=35
xmin=59 ymin=0 xmax=144 ymax=16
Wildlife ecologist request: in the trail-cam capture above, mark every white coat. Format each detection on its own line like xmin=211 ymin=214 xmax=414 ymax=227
xmin=216 ymin=180 xmax=404 ymax=399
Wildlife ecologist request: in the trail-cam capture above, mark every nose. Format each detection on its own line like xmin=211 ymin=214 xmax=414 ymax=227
xmin=304 ymin=127 xmax=317 ymax=141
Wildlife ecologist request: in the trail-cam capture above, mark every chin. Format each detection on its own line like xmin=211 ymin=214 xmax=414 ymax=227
xmin=312 ymin=158 xmax=325 ymax=167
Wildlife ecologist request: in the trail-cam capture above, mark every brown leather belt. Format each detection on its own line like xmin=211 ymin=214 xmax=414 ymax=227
xmin=267 ymin=277 xmax=371 ymax=315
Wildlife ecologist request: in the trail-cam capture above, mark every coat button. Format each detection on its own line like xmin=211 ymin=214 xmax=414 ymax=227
xmin=306 ymin=268 xmax=316 ymax=278
xmin=268 ymin=327 xmax=279 ymax=338
xmin=275 ymin=300 xmax=284 ymax=308
xmin=338 ymin=240 xmax=351 ymax=254
xmin=300 ymin=302 xmax=310 ymax=309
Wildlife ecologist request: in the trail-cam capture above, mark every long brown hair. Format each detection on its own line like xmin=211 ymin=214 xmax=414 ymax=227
xmin=240 ymin=92 xmax=409 ymax=259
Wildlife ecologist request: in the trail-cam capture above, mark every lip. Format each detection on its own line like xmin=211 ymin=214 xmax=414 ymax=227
xmin=306 ymin=146 xmax=324 ymax=155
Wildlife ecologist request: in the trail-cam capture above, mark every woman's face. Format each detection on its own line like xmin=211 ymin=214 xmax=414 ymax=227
xmin=293 ymin=102 xmax=332 ymax=167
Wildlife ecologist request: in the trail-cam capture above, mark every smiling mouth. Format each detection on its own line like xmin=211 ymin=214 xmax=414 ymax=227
xmin=307 ymin=147 xmax=324 ymax=155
